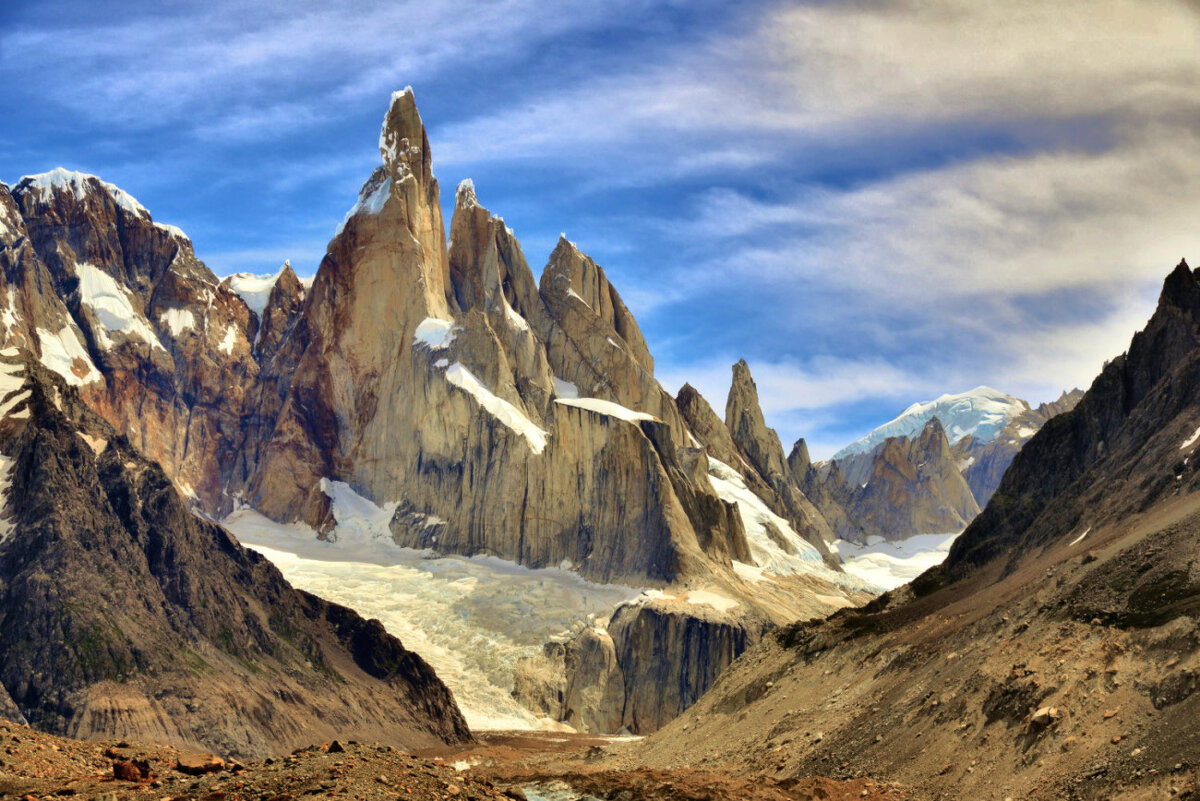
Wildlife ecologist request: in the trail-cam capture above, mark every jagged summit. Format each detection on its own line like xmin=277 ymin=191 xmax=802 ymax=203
xmin=834 ymin=385 xmax=1030 ymax=460
xmin=379 ymin=86 xmax=432 ymax=186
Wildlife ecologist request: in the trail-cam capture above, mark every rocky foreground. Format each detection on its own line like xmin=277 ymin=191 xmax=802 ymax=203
xmin=0 ymin=720 xmax=910 ymax=801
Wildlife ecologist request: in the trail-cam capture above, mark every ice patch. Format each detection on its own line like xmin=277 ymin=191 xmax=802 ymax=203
xmin=222 ymin=504 xmax=643 ymax=731
xmin=335 ymin=176 xmax=392 ymax=237
xmin=75 ymin=263 xmax=165 ymax=351
xmin=445 ymin=363 xmax=547 ymax=454
xmin=1016 ymin=426 xmax=1037 ymax=439
xmin=414 ymin=317 xmax=456 ymax=350
xmin=154 ymin=222 xmax=189 ymax=241
xmin=226 ymin=264 xmax=288 ymax=317
xmin=1181 ymin=425 xmax=1200 ymax=450
xmin=832 ymin=533 xmax=959 ymax=591
xmin=707 ymin=457 xmax=827 ymax=575
xmin=158 ymin=308 xmax=195 ymax=338
xmin=555 ymin=397 xmax=654 ymax=424
xmin=217 ymin=326 xmax=237 ymax=355
xmin=553 ymin=377 xmax=579 ymax=399
xmin=1068 ymin=527 xmax=1091 ymax=546
xmin=566 ymin=288 xmax=591 ymax=309
xmin=504 ymin=300 xmax=530 ymax=332
xmin=36 ymin=324 xmax=102 ymax=385
xmin=19 ymin=169 xmax=148 ymax=218
xmin=0 ymin=360 xmax=28 ymax=420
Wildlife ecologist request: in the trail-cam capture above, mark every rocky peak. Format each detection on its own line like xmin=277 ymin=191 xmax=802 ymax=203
xmin=725 ymin=359 xmax=787 ymax=483
xmin=448 ymin=180 xmax=542 ymax=326
xmin=915 ymin=416 xmax=951 ymax=459
xmin=379 ymin=88 xmax=434 ymax=189
xmin=539 ymin=236 xmax=654 ymax=374
xmin=675 ymin=382 xmax=742 ymax=468
xmin=787 ymin=438 xmax=813 ymax=483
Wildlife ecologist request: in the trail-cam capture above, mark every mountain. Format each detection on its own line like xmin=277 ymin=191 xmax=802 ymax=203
xmin=622 ymin=260 xmax=1200 ymax=800
xmin=0 ymin=354 xmax=469 ymax=757
xmin=814 ymin=387 xmax=1083 ymax=542
xmin=0 ymin=89 xmax=871 ymax=737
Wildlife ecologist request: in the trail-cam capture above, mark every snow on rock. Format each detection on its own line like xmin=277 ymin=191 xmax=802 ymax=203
xmin=553 ymin=377 xmax=579 ymax=399
xmin=158 ymin=308 xmax=196 ymax=338
xmin=0 ymin=201 xmax=19 ymax=240
xmin=335 ymin=176 xmax=392 ymax=237
xmin=555 ymin=397 xmax=654 ymax=423
xmin=835 ymin=386 xmax=1029 ymax=459
xmin=706 ymin=457 xmax=869 ymax=592
xmin=217 ymin=325 xmax=237 ymax=355
xmin=19 ymin=169 xmax=149 ymax=218
xmin=1181 ymin=425 xmax=1200 ymax=450
xmin=831 ymin=533 xmax=959 ymax=591
xmin=35 ymin=325 xmax=102 ymax=385
xmin=75 ymin=262 xmax=165 ymax=351
xmin=154 ymin=222 xmax=189 ymax=241
xmin=503 ymin=299 xmax=530 ymax=332
xmin=1068 ymin=527 xmax=1091 ymax=546
xmin=413 ymin=317 xmax=456 ymax=350
xmin=0 ymin=361 xmax=28 ymax=420
xmin=222 ymin=498 xmax=643 ymax=731
xmin=226 ymin=264 xmax=288 ymax=317
xmin=445 ymin=363 xmax=547 ymax=454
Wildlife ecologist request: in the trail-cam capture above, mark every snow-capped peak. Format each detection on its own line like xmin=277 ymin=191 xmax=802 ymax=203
xmin=833 ymin=386 xmax=1030 ymax=460
xmin=17 ymin=168 xmax=149 ymax=218
xmin=224 ymin=262 xmax=290 ymax=318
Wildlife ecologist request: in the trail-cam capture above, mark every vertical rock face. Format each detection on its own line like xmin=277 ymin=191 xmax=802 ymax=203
xmin=725 ymin=359 xmax=788 ymax=483
xmin=0 ymin=358 xmax=469 ymax=756
xmin=841 ymin=418 xmax=981 ymax=541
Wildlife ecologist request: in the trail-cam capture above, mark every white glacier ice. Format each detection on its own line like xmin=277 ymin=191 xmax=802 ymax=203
xmin=222 ymin=480 xmax=644 ymax=731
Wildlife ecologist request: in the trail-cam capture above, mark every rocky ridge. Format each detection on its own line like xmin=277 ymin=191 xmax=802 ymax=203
xmin=0 ymin=353 xmax=469 ymax=756
xmin=618 ymin=260 xmax=1200 ymax=800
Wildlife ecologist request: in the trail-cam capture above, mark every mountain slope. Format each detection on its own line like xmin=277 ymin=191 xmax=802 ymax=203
xmin=0 ymin=355 xmax=469 ymax=757
xmin=619 ymin=260 xmax=1200 ymax=800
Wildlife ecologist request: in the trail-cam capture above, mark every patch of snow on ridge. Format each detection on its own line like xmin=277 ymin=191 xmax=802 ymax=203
xmin=413 ymin=317 xmax=456 ymax=350
xmin=226 ymin=265 xmax=287 ymax=317
xmin=0 ymin=361 xmax=28 ymax=420
xmin=503 ymin=300 xmax=530 ymax=332
xmin=835 ymin=386 xmax=1028 ymax=459
xmin=706 ymin=457 xmax=871 ymax=593
xmin=36 ymin=325 xmax=102 ymax=385
xmin=831 ymin=533 xmax=959 ymax=591
xmin=159 ymin=308 xmax=195 ymax=337
xmin=154 ymin=222 xmax=189 ymax=241
xmin=19 ymin=169 xmax=149 ymax=218
xmin=217 ymin=326 xmax=237 ymax=355
xmin=222 ymin=501 xmax=642 ymax=731
xmin=555 ymin=397 xmax=654 ymax=423
xmin=335 ymin=176 xmax=392 ymax=237
xmin=75 ymin=263 xmax=165 ymax=351
xmin=1182 ymin=425 xmax=1200 ymax=450
xmin=445 ymin=363 xmax=547 ymax=454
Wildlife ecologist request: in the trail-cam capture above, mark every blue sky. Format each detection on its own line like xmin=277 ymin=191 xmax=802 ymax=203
xmin=3 ymin=0 xmax=1199 ymax=457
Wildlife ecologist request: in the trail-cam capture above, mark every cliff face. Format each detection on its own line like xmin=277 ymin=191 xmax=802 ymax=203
xmin=0 ymin=357 xmax=469 ymax=757
xmin=943 ymin=260 xmax=1200 ymax=581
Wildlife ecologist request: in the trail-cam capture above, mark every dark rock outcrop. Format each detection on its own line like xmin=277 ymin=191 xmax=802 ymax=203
xmin=0 ymin=356 xmax=469 ymax=756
